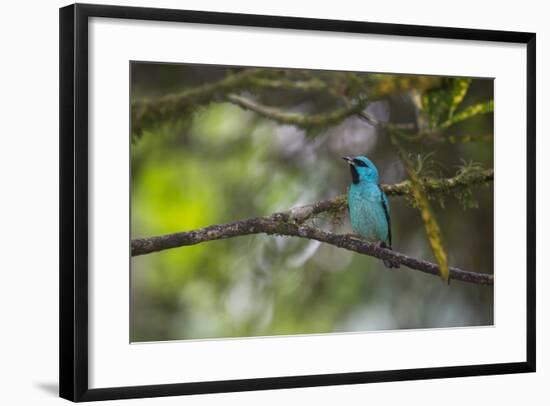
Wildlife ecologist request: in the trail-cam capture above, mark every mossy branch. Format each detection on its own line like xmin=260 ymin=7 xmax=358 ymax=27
xmin=226 ymin=94 xmax=369 ymax=130
xmin=131 ymin=70 xmax=444 ymax=135
xmin=267 ymin=167 xmax=493 ymax=226
xmin=131 ymin=216 xmax=492 ymax=286
xmin=248 ymin=77 xmax=329 ymax=92
xmin=132 ymin=69 xmax=262 ymax=134
xmin=383 ymin=166 xmax=494 ymax=202
xmin=132 ymin=169 xmax=494 ymax=285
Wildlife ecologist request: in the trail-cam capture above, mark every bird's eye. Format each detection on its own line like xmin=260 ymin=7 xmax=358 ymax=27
xmin=353 ymin=159 xmax=368 ymax=167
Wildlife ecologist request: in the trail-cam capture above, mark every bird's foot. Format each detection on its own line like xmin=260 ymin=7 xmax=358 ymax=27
xmin=377 ymin=241 xmax=400 ymax=269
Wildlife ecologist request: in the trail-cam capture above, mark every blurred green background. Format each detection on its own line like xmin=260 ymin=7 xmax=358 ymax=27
xmin=130 ymin=63 xmax=494 ymax=342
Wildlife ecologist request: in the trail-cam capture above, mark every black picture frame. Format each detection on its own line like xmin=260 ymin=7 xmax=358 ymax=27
xmin=59 ymin=3 xmax=536 ymax=402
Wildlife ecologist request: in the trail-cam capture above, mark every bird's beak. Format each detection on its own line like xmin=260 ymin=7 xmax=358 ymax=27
xmin=341 ymin=156 xmax=354 ymax=165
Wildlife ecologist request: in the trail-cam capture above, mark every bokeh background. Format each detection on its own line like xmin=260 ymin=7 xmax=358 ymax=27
xmin=130 ymin=63 xmax=494 ymax=342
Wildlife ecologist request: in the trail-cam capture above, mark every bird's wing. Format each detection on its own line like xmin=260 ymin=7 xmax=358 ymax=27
xmin=378 ymin=185 xmax=392 ymax=248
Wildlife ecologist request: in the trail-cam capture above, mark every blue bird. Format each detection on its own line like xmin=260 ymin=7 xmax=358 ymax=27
xmin=342 ymin=156 xmax=399 ymax=268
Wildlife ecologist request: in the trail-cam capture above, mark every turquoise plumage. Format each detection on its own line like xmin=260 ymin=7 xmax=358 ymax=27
xmin=343 ymin=156 xmax=399 ymax=268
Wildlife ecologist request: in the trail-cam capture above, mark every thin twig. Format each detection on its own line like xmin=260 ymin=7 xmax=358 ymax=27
xmin=356 ymin=109 xmax=416 ymax=131
xmin=226 ymin=94 xmax=369 ymax=129
xmin=249 ymin=77 xmax=328 ymax=92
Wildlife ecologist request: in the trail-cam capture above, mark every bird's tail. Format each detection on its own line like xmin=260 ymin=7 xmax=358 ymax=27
xmin=380 ymin=242 xmax=400 ymax=269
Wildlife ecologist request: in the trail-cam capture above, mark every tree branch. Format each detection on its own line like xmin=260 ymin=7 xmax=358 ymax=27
xmin=131 ymin=215 xmax=492 ymax=286
xmin=132 ymin=69 xmax=263 ymax=134
xmin=131 ymin=170 xmax=494 ymax=286
xmin=279 ymin=167 xmax=494 ymax=224
xmin=226 ymin=94 xmax=368 ymax=130
xmin=248 ymin=77 xmax=329 ymax=92
xmin=131 ymin=70 xmax=443 ymax=135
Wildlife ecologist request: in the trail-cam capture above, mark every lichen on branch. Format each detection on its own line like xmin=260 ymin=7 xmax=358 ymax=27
xmin=132 ymin=69 xmax=263 ymax=135
xmin=131 ymin=216 xmax=493 ymax=286
xmin=131 ymin=69 xmax=443 ymax=136
xmin=226 ymin=94 xmax=369 ymax=130
xmin=131 ymin=170 xmax=494 ymax=286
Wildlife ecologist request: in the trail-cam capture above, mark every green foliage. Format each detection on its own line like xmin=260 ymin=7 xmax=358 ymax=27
xmin=419 ymin=78 xmax=493 ymax=140
xmin=440 ymin=100 xmax=494 ymax=129
xmin=421 ymin=78 xmax=471 ymax=130
xmin=448 ymin=78 xmax=472 ymax=118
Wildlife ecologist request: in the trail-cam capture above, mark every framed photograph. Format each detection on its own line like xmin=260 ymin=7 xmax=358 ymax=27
xmin=59 ymin=3 xmax=536 ymax=402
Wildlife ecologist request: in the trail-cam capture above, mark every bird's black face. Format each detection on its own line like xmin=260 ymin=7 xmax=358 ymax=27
xmin=342 ymin=156 xmax=360 ymax=184
xmin=341 ymin=156 xmax=378 ymax=184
